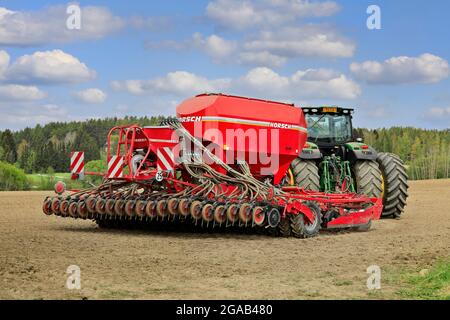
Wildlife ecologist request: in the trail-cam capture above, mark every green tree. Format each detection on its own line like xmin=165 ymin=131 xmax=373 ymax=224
xmin=0 ymin=130 xmax=17 ymax=163
xmin=72 ymin=129 xmax=100 ymax=162
xmin=17 ymin=140 xmax=33 ymax=173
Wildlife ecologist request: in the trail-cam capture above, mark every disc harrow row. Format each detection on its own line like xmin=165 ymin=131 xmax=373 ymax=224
xmin=43 ymin=177 xmax=380 ymax=238
xmin=44 ymin=194 xmax=273 ymax=225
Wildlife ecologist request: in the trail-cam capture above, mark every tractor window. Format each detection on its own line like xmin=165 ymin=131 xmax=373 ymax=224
xmin=305 ymin=114 xmax=352 ymax=143
xmin=333 ymin=116 xmax=352 ymax=142
xmin=306 ymin=115 xmax=331 ymax=139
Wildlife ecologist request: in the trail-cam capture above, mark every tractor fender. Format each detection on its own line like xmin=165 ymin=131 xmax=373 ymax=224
xmin=344 ymin=142 xmax=378 ymax=162
xmin=299 ymin=141 xmax=322 ymax=160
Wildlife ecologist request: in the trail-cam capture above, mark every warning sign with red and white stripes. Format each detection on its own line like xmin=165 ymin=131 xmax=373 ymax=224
xmin=70 ymin=151 xmax=85 ymax=175
xmin=108 ymin=155 xmax=124 ymax=179
xmin=157 ymin=147 xmax=175 ymax=172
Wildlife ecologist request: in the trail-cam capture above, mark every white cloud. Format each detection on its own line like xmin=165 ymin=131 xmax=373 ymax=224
xmin=112 ymin=71 xmax=231 ymax=96
xmin=147 ymin=33 xmax=237 ymax=62
xmin=193 ymin=33 xmax=237 ymax=60
xmin=206 ymin=0 xmax=340 ymax=30
xmin=0 ymin=50 xmax=9 ymax=76
xmin=238 ymin=67 xmax=360 ymax=99
xmin=145 ymin=1 xmax=350 ymax=67
xmin=111 ymin=80 xmax=146 ymax=95
xmin=0 ymin=102 xmax=70 ymax=129
xmin=350 ymin=54 xmax=450 ymax=84
xmin=145 ymin=39 xmax=186 ymax=51
xmin=4 ymin=49 xmax=96 ymax=84
xmin=239 ymin=67 xmax=290 ymax=91
xmin=112 ymin=67 xmax=360 ymax=100
xmin=0 ymin=84 xmax=46 ymax=101
xmin=206 ymin=0 xmax=260 ymax=30
xmin=148 ymin=26 xmax=354 ymax=67
xmin=128 ymin=16 xmax=173 ymax=31
xmin=242 ymin=26 xmax=355 ymax=59
xmin=74 ymin=88 xmax=107 ymax=104
xmin=0 ymin=5 xmax=124 ymax=46
xmin=41 ymin=104 xmax=68 ymax=116
xmin=426 ymin=107 xmax=450 ymax=119
xmin=0 ymin=50 xmax=49 ymax=101
xmin=238 ymin=51 xmax=287 ymax=67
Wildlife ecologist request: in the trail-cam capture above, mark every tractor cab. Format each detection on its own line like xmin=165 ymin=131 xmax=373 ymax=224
xmin=300 ymin=106 xmax=374 ymax=162
xmin=302 ymin=106 xmax=354 ymax=149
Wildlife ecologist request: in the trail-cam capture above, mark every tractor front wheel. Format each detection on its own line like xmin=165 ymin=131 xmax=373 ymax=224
xmin=376 ymin=152 xmax=409 ymax=218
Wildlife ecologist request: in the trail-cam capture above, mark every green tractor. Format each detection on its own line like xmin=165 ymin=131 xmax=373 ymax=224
xmin=290 ymin=106 xmax=409 ymax=218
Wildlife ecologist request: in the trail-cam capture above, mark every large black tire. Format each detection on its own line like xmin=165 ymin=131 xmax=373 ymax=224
xmin=278 ymin=218 xmax=291 ymax=237
xmin=290 ymin=202 xmax=321 ymax=238
xmin=376 ymin=152 xmax=409 ymax=218
xmin=353 ymin=160 xmax=382 ymax=198
xmin=290 ymin=159 xmax=320 ymax=190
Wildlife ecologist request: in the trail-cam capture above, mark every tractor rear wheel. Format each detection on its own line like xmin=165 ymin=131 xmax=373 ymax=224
xmin=290 ymin=159 xmax=320 ymax=190
xmin=376 ymin=152 xmax=409 ymax=218
xmin=353 ymin=160 xmax=382 ymax=198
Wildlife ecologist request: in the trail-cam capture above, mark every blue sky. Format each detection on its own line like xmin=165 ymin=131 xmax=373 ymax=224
xmin=0 ymin=0 xmax=449 ymax=130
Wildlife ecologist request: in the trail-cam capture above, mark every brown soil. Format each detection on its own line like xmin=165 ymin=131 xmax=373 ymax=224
xmin=0 ymin=179 xmax=449 ymax=299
